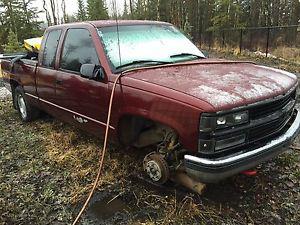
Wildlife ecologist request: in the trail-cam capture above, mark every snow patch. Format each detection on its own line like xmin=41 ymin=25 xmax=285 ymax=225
xmin=256 ymin=65 xmax=297 ymax=80
xmin=234 ymin=83 xmax=275 ymax=100
xmin=189 ymin=85 xmax=242 ymax=107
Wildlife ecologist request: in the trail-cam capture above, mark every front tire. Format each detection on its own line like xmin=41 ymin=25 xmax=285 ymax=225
xmin=14 ymin=86 xmax=40 ymax=122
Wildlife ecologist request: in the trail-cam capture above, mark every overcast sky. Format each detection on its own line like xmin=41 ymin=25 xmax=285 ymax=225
xmin=36 ymin=0 xmax=125 ymax=21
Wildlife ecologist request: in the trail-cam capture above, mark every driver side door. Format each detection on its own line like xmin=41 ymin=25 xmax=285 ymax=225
xmin=55 ymin=28 xmax=110 ymax=134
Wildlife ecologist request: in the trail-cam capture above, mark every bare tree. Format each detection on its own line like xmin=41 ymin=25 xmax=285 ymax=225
xmin=49 ymin=0 xmax=58 ymax=25
xmin=129 ymin=0 xmax=133 ymax=15
xmin=55 ymin=0 xmax=60 ymax=24
xmin=61 ymin=0 xmax=68 ymax=23
xmin=43 ymin=0 xmax=52 ymax=26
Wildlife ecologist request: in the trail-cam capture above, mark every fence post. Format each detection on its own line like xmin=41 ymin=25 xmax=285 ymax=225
xmin=239 ymin=29 xmax=243 ymax=54
xmin=199 ymin=33 xmax=202 ymax=48
xmin=209 ymin=31 xmax=213 ymax=50
xmin=266 ymin=28 xmax=270 ymax=57
xmin=222 ymin=30 xmax=225 ymax=48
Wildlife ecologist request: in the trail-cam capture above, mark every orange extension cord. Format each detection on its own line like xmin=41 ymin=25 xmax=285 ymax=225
xmin=72 ymin=73 xmax=123 ymax=225
xmin=72 ymin=63 xmax=174 ymax=224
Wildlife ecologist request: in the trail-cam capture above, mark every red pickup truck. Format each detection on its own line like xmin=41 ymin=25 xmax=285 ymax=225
xmin=1 ymin=20 xmax=299 ymax=184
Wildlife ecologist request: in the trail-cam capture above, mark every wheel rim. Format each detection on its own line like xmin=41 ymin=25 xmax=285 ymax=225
xmin=17 ymin=94 xmax=27 ymax=119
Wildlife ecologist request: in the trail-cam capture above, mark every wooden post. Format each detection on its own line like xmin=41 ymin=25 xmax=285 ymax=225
xmin=222 ymin=30 xmax=225 ymax=48
xmin=209 ymin=31 xmax=213 ymax=50
xmin=266 ymin=28 xmax=270 ymax=57
xmin=239 ymin=29 xmax=243 ymax=54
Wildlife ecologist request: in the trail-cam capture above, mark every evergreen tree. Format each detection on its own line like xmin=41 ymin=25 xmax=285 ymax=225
xmin=87 ymin=0 xmax=109 ymax=20
xmin=210 ymin=0 xmax=244 ymax=30
xmin=158 ymin=0 xmax=170 ymax=22
xmin=77 ymin=0 xmax=86 ymax=21
xmin=20 ymin=0 xmax=42 ymax=39
xmin=122 ymin=0 xmax=129 ymax=19
xmin=146 ymin=0 xmax=159 ymax=20
xmin=133 ymin=0 xmax=146 ymax=19
xmin=0 ymin=0 xmax=41 ymax=52
xmin=3 ymin=29 xmax=23 ymax=53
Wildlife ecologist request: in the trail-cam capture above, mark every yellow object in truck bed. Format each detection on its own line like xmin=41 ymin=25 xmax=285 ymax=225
xmin=24 ymin=37 xmax=43 ymax=53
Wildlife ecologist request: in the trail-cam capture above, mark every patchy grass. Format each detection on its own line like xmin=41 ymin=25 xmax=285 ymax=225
xmin=0 ymin=99 xmax=300 ymax=225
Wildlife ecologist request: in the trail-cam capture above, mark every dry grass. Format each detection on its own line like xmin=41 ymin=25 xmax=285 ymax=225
xmin=200 ymin=43 xmax=300 ymax=64
xmin=1 ymin=100 xmax=300 ymax=224
xmin=272 ymin=46 xmax=300 ymax=63
xmin=206 ymin=47 xmax=300 ymax=74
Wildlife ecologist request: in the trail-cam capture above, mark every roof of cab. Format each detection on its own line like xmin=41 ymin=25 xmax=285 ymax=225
xmin=47 ymin=20 xmax=171 ymax=30
xmin=89 ymin=20 xmax=171 ymax=27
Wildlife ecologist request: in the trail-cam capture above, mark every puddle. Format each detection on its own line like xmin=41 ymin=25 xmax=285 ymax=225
xmin=89 ymin=196 xmax=130 ymax=220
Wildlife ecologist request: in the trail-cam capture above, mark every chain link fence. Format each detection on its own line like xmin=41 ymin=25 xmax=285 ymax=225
xmin=199 ymin=25 xmax=300 ymax=60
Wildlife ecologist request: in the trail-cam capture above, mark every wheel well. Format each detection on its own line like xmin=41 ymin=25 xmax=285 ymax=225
xmin=118 ymin=115 xmax=178 ymax=148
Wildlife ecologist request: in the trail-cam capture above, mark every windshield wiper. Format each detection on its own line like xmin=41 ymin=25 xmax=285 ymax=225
xmin=170 ymin=53 xmax=205 ymax=59
xmin=116 ymin=60 xmax=171 ymax=70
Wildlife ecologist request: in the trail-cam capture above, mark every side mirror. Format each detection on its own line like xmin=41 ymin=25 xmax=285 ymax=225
xmin=202 ymin=50 xmax=209 ymax=58
xmin=80 ymin=64 xmax=105 ymax=80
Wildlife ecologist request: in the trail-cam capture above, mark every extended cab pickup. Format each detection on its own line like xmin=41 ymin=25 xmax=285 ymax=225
xmin=1 ymin=20 xmax=299 ymax=184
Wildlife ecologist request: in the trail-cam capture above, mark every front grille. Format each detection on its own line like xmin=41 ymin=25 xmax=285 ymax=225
xmin=248 ymin=114 xmax=290 ymax=142
xmin=249 ymin=90 xmax=296 ymax=119
xmin=198 ymin=88 xmax=297 ymax=157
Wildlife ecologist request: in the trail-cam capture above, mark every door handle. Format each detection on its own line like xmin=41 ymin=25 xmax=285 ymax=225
xmin=55 ymin=79 xmax=63 ymax=85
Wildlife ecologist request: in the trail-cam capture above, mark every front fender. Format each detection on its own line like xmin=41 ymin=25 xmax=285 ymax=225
xmin=114 ymin=88 xmax=201 ymax=152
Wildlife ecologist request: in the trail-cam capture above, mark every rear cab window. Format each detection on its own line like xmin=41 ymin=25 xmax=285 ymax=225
xmin=60 ymin=28 xmax=100 ymax=73
xmin=42 ymin=30 xmax=62 ymax=68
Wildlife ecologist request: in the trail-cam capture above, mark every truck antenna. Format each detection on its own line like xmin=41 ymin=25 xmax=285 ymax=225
xmin=114 ymin=0 xmax=122 ymax=67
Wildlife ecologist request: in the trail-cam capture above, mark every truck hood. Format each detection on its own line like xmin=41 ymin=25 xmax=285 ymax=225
xmin=128 ymin=60 xmax=298 ymax=111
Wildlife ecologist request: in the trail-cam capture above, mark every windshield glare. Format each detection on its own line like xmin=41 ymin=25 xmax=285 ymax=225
xmin=98 ymin=25 xmax=205 ymax=70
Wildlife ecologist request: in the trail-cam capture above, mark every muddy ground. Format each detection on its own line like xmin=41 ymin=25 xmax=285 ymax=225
xmin=0 ymin=55 xmax=300 ymax=225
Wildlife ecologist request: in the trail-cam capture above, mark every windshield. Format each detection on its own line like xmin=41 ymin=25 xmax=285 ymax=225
xmin=98 ymin=24 xmax=205 ymax=71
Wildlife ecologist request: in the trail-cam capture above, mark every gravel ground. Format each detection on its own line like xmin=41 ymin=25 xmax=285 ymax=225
xmin=0 ymin=78 xmax=11 ymax=100
xmin=0 ymin=87 xmax=11 ymax=100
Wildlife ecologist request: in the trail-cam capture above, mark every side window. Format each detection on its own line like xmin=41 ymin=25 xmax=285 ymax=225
xmin=60 ymin=29 xmax=99 ymax=73
xmin=42 ymin=30 xmax=61 ymax=68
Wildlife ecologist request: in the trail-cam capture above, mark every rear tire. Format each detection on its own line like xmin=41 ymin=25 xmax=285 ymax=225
xmin=14 ymin=86 xmax=40 ymax=122
xmin=12 ymin=88 xmax=18 ymax=110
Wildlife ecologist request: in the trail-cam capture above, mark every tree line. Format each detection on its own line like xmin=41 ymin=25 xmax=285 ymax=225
xmin=1 ymin=0 xmax=299 ymax=52
xmin=118 ymin=0 xmax=300 ymax=42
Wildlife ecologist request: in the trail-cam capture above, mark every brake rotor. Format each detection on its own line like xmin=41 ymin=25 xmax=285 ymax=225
xmin=143 ymin=152 xmax=170 ymax=184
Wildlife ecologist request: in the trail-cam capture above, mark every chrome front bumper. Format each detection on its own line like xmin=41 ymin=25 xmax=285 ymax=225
xmin=184 ymin=109 xmax=300 ymax=183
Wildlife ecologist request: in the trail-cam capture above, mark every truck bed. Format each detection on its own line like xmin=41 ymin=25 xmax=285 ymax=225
xmin=1 ymin=56 xmax=38 ymax=94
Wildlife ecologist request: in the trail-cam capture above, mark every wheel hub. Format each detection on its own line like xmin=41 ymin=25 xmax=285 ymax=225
xmin=17 ymin=95 xmax=27 ymax=119
xmin=143 ymin=152 xmax=170 ymax=184
xmin=145 ymin=160 xmax=162 ymax=182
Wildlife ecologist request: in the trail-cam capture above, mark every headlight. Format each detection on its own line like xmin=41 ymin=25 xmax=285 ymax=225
xmin=200 ymin=111 xmax=249 ymax=131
